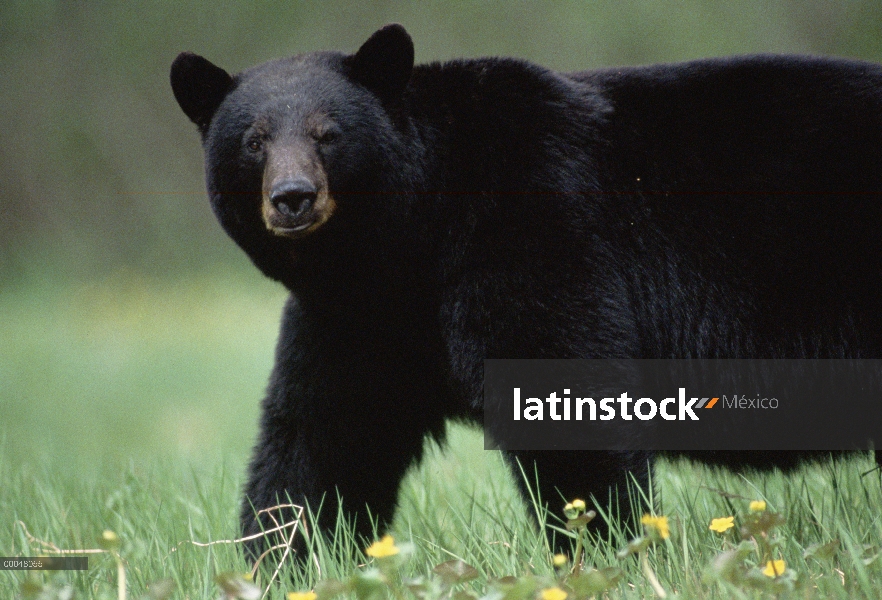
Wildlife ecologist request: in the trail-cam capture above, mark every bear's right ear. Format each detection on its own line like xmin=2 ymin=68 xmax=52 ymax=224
xmin=347 ymin=24 xmax=414 ymax=107
xmin=170 ymin=52 xmax=233 ymax=136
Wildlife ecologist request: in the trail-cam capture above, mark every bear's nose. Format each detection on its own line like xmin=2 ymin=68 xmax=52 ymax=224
xmin=270 ymin=178 xmax=317 ymax=219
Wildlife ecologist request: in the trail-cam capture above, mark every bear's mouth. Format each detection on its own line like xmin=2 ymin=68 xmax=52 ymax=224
xmin=273 ymin=221 xmax=316 ymax=236
xmin=264 ymin=206 xmax=317 ymax=238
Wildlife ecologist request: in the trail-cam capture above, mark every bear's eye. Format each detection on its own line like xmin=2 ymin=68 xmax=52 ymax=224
xmin=246 ymin=137 xmax=263 ymax=153
xmin=314 ymin=126 xmax=340 ymax=145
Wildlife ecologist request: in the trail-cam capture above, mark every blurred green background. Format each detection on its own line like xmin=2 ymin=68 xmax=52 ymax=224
xmin=2 ymin=1 xmax=882 ymax=473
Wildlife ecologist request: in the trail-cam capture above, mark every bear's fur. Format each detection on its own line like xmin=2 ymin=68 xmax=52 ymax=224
xmin=171 ymin=24 xmax=882 ymax=554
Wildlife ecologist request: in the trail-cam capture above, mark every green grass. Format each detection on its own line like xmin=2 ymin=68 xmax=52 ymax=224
xmin=0 ymin=270 xmax=284 ymax=469
xmin=2 ymin=274 xmax=882 ymax=598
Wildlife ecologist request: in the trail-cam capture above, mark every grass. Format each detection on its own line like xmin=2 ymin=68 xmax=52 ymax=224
xmin=2 ymin=273 xmax=882 ymax=598
xmin=0 ymin=269 xmax=282 ymax=469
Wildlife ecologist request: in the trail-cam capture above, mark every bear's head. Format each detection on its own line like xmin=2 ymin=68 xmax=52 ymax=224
xmin=170 ymin=25 xmax=415 ymax=283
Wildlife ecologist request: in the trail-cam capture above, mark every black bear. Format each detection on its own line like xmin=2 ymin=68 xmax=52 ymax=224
xmin=170 ymin=24 xmax=882 ymax=554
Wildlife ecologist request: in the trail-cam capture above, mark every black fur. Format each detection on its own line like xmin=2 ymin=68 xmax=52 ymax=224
xmin=170 ymin=25 xmax=882 ymax=556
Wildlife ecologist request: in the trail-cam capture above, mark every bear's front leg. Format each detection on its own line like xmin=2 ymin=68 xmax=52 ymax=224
xmin=240 ymin=402 xmax=421 ymax=559
xmin=240 ymin=297 xmax=448 ymax=560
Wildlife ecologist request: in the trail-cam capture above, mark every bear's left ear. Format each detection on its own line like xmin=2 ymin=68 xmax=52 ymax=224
xmin=347 ymin=24 xmax=414 ymax=106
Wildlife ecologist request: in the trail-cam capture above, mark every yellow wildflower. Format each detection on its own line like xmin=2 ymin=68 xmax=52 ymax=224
xmin=641 ymin=514 xmax=670 ymax=539
xmin=287 ymin=593 xmax=317 ymax=600
xmin=552 ymin=553 xmax=567 ymax=567
xmin=762 ymin=559 xmax=786 ymax=578
xmin=749 ymin=500 xmax=767 ymax=512
xmin=365 ymin=535 xmax=400 ymax=558
xmin=101 ymin=530 xmax=118 ymax=543
xmin=540 ymin=587 xmax=568 ymax=600
xmin=97 ymin=530 xmax=120 ymax=551
xmin=709 ymin=516 xmax=735 ymax=533
xmin=563 ymin=498 xmax=586 ymax=518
